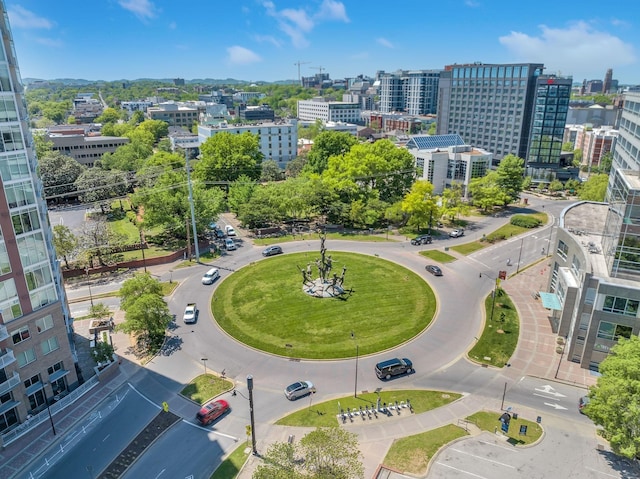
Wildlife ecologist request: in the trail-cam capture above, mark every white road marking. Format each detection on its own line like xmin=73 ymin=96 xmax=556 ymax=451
xmin=535 ymin=385 xmax=567 ymax=397
xmin=584 ymin=466 xmax=620 ymax=477
xmin=435 ymin=462 xmax=490 ymax=478
xmin=478 ymin=440 xmax=520 ymax=452
xmin=451 ymin=448 xmax=516 ymax=468
xmin=543 ymin=402 xmax=568 ymax=410
xmin=102 ymin=434 xmax=110 ymax=442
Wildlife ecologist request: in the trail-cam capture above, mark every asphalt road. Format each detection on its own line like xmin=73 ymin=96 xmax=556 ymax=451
xmin=55 ymin=195 xmax=624 ymax=479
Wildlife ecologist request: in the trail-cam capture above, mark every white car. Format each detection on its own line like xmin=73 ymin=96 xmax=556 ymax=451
xmin=449 ymin=228 xmax=464 ymax=238
xmin=225 ymin=225 xmax=236 ymax=236
xmin=201 ymin=268 xmax=220 ymax=285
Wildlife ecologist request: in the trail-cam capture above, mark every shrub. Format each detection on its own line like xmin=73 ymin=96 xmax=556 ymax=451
xmin=510 ymin=215 xmax=541 ymax=228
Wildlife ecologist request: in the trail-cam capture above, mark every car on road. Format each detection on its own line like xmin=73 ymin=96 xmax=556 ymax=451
xmin=214 ymin=228 xmax=225 ymax=239
xmin=201 ymin=267 xmax=220 ymax=285
xmin=284 ymin=380 xmax=316 ymax=400
xmin=375 ymin=357 xmax=413 ymax=380
xmin=579 ymin=395 xmax=590 ymax=414
xmin=411 ymin=235 xmax=432 ymax=245
xmin=426 ymin=264 xmax=443 ymax=276
xmin=196 ymin=399 xmax=230 ymax=426
xmin=183 ymin=303 xmax=198 ymax=324
xmin=449 ymin=228 xmax=465 ymax=238
xmin=225 ymin=225 xmax=236 ymax=236
xmin=262 ymin=245 xmax=283 ymax=257
xmin=225 ymin=238 xmax=236 ymax=251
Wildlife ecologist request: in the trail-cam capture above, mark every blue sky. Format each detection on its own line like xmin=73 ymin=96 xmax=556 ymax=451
xmin=6 ymin=0 xmax=639 ymax=84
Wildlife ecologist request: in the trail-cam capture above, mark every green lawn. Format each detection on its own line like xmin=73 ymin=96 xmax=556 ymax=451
xmin=212 ymin=252 xmax=436 ymax=359
xmin=419 ymin=250 xmax=457 ymax=263
xmin=383 ymin=424 xmax=468 ymax=475
xmin=451 ymin=241 xmax=486 ymax=255
xmin=468 ymin=288 xmax=519 ymax=367
xmin=180 ymin=374 xmax=235 ymax=404
xmin=276 ymin=390 xmax=462 ymax=427
xmin=210 ymin=443 xmax=250 ymax=479
xmin=466 ymin=411 xmax=543 ymax=445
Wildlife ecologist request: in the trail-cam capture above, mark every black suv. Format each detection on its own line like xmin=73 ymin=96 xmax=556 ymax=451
xmin=411 ymin=235 xmax=432 ymax=245
xmin=375 ymin=358 xmax=413 ymax=380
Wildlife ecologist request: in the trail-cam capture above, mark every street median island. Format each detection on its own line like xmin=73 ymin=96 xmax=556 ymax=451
xmin=212 ymin=251 xmax=436 ymax=359
xmin=97 ymin=410 xmax=180 ymax=479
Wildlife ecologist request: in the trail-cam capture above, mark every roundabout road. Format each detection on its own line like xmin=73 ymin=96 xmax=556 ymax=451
xmin=60 ymin=195 xmax=605 ymax=478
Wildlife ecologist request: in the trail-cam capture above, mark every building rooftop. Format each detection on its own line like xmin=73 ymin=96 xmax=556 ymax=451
xmin=561 ymin=202 xmax=611 ymax=280
xmin=406 ymin=134 xmax=465 ymax=150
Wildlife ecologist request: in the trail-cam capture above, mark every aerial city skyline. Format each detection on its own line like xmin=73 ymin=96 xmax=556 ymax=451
xmin=5 ymin=0 xmax=639 ymax=83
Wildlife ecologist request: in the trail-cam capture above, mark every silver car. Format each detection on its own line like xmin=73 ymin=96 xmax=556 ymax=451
xmin=284 ymin=380 xmax=316 ymax=400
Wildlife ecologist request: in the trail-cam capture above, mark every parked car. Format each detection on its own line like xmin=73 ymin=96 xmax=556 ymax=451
xmin=196 ymin=399 xmax=230 ymax=426
xmin=284 ymin=380 xmax=316 ymax=400
xmin=225 ymin=225 xmax=236 ymax=236
xmin=208 ymin=221 xmax=217 ymax=230
xmin=262 ymin=245 xmax=283 ymax=257
xmin=411 ymin=235 xmax=432 ymax=245
xmin=201 ymin=267 xmax=220 ymax=285
xmin=449 ymin=228 xmax=465 ymax=238
xmin=578 ymin=395 xmax=590 ymax=414
xmin=426 ymin=264 xmax=443 ymax=276
xmin=225 ymin=238 xmax=236 ymax=251
xmin=375 ymin=358 xmax=413 ymax=380
xmin=214 ymin=228 xmax=225 ymax=239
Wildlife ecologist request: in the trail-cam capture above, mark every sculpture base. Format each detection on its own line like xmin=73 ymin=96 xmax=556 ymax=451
xmin=302 ymin=278 xmax=345 ymax=298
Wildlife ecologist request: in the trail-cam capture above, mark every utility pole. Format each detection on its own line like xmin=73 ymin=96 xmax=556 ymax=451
xmin=294 ymin=60 xmax=311 ymax=86
xmin=185 ymin=150 xmax=199 ymax=262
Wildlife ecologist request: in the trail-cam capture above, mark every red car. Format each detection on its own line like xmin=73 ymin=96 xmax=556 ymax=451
xmin=196 ymin=399 xmax=230 ymax=426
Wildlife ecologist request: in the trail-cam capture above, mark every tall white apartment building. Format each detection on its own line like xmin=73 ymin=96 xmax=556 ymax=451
xmin=378 ymin=70 xmax=440 ymax=115
xmin=297 ymin=98 xmax=361 ymax=124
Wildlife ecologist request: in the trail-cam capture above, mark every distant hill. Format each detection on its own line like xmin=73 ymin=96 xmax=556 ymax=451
xmin=22 ymin=77 xmax=298 ymax=86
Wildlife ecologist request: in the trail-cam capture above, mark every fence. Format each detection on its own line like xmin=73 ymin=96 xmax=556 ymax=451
xmin=1 ymin=375 xmax=99 ymax=446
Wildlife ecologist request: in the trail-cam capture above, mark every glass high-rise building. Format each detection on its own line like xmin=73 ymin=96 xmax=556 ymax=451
xmin=378 ymin=70 xmax=440 ymax=115
xmin=0 ymin=1 xmax=79 ymax=437
xmin=437 ymin=63 xmax=545 ymax=163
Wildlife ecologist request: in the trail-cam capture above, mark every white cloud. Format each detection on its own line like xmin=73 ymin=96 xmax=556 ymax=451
xmin=118 ymin=0 xmax=157 ymax=21
xmin=227 ymin=46 xmax=262 ymax=65
xmin=315 ymin=0 xmax=349 ymax=22
xmin=377 ymin=38 xmax=394 ymax=49
xmin=35 ymin=37 xmax=63 ymax=47
xmin=7 ymin=5 xmax=53 ymax=29
xmin=465 ymin=0 xmax=481 ymax=7
xmin=254 ymin=34 xmax=282 ymax=48
xmin=263 ymin=1 xmax=348 ymax=49
xmin=499 ymin=22 xmax=636 ymax=77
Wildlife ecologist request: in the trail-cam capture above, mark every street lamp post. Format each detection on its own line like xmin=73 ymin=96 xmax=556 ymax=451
xmin=247 ymin=375 xmax=257 ymax=455
xmin=139 ymin=229 xmax=147 ymax=273
xmin=351 ymin=331 xmax=358 ymax=398
xmin=85 ymin=266 xmax=94 ymax=307
xmin=201 ymin=358 xmax=208 ymax=376
xmin=44 ymin=386 xmax=57 ymax=436
xmin=516 ymin=238 xmax=524 ymax=274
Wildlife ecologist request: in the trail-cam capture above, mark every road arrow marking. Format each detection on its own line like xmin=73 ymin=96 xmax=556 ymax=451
xmin=535 ymin=385 xmax=567 ymax=397
xmin=544 ymin=402 xmax=567 ymax=410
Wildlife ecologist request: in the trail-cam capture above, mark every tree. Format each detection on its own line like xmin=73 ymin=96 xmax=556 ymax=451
xmin=427 ymin=122 xmax=437 ymax=134
xmin=253 ymin=427 xmax=364 ymax=479
xmin=598 ymin=152 xmax=613 ymax=174
xmin=578 ymin=174 xmax=608 ymax=202
xmin=136 ymin=119 xmax=169 ymax=143
xmin=548 ymin=179 xmax=564 ymax=196
xmin=228 ymin=175 xmax=257 ymax=215
xmin=285 ymin=154 xmax=308 ymax=178
xmin=260 ymin=159 xmax=284 ymax=182
xmin=196 ymin=132 xmax=263 ymax=182
xmin=119 ymin=273 xmax=164 ymax=311
xmin=468 ymin=172 xmax=511 ymax=211
xmin=33 ymin=131 xmax=54 ymax=159
xmin=77 ymin=218 xmax=127 ymax=267
xmin=95 ymin=107 xmax=122 ymax=124
xmin=401 ymin=180 xmax=439 ymax=231
xmin=441 ymin=182 xmax=470 ymax=220
xmin=52 ymin=225 xmax=78 ymax=269
xmin=74 ymin=168 xmax=129 ymax=203
xmin=562 ymin=141 xmax=574 ymax=152
xmin=39 ymin=151 xmax=87 ymax=200
xmin=495 ymin=154 xmax=525 ymax=204
xmin=305 ymin=131 xmax=358 ymax=175
xmin=117 ymin=293 xmax=172 ymax=345
xmin=573 ymin=149 xmax=583 ymax=167
xmin=587 ymin=336 xmax=640 ymax=459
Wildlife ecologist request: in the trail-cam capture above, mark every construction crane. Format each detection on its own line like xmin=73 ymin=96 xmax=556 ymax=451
xmin=310 ymin=65 xmax=325 ymax=76
xmin=294 ymin=60 xmax=311 ymax=86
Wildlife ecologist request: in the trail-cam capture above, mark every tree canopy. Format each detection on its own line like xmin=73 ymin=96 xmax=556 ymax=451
xmin=74 ymin=168 xmax=129 ymax=203
xmin=587 ymin=336 xmax=640 ymax=459
xmin=401 ymin=179 xmax=439 ymax=231
xmin=305 ymin=131 xmax=358 ymax=175
xmin=495 ymin=154 xmax=525 ymax=204
xmin=196 ymin=132 xmax=263 ymax=182
xmin=253 ymin=427 xmax=364 ymax=479
xmin=578 ymin=174 xmax=608 ymax=202
xmin=38 ymin=150 xmax=86 ymax=200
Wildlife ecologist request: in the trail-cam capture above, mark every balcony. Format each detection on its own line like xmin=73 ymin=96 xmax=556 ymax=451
xmin=0 ymin=371 xmax=20 ymax=396
xmin=0 ymin=325 xmax=8 ymax=343
xmin=0 ymin=348 xmax=16 ymax=369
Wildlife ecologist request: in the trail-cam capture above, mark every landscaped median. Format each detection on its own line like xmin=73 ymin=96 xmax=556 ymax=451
xmin=382 ymin=410 xmax=543 ymax=476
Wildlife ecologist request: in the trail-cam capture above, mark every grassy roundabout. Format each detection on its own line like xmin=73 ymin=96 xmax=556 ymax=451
xmin=211 ymin=252 xmax=436 ymax=359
